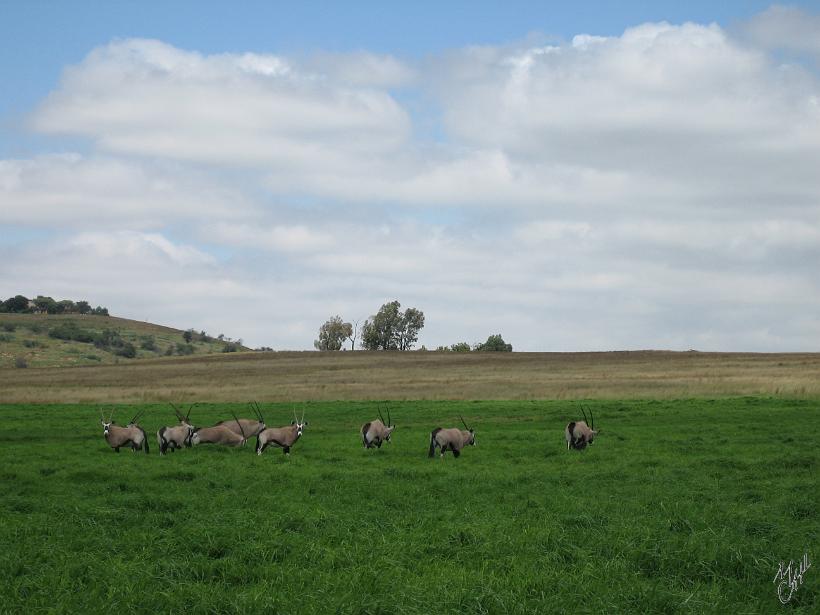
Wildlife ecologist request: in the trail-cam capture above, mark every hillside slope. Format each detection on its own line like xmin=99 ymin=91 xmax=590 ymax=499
xmin=0 ymin=313 xmax=248 ymax=368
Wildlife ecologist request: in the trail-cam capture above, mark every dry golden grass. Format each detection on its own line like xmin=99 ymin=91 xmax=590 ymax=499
xmin=1 ymin=350 xmax=819 ymax=403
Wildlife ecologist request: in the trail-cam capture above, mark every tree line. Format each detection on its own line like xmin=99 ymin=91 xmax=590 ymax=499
xmin=315 ymin=300 xmax=512 ymax=352
xmin=0 ymin=294 xmax=109 ymax=316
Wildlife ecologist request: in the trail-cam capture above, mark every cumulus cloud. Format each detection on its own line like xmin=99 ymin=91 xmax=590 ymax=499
xmin=3 ymin=11 xmax=820 ymax=352
xmin=739 ymin=5 xmax=820 ymax=57
xmin=32 ymin=39 xmax=412 ymax=169
xmin=0 ymin=154 xmax=251 ymax=227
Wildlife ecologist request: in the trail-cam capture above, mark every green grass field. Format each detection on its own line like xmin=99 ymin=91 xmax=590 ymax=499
xmin=1 ymin=398 xmax=817 ymax=613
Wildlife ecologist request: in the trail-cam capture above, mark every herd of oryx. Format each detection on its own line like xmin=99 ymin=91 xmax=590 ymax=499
xmin=99 ymin=402 xmax=599 ymax=457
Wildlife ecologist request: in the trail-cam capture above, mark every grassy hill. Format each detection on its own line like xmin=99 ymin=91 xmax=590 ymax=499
xmin=0 ymin=313 xmax=248 ymax=369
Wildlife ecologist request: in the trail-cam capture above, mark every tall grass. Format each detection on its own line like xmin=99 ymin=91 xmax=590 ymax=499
xmin=0 ymin=398 xmax=817 ymax=613
xmin=2 ymin=350 xmax=820 ymax=403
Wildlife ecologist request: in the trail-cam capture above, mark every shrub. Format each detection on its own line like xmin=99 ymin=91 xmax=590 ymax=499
xmin=14 ymin=356 xmax=27 ymax=368
xmin=49 ymin=322 xmax=95 ymax=343
xmin=222 ymin=342 xmax=240 ymax=353
xmin=450 ymin=342 xmax=471 ymax=352
xmin=114 ymin=342 xmax=137 ymax=359
xmin=0 ymin=333 xmax=14 ymax=342
xmin=175 ymin=343 xmax=195 ymax=355
xmin=85 ymin=354 xmax=102 ymax=362
xmin=23 ymin=340 xmax=44 ymax=348
xmin=140 ymin=336 xmax=157 ymax=351
xmin=1 ymin=323 xmax=16 ymax=332
xmin=164 ymin=345 xmax=174 ymax=356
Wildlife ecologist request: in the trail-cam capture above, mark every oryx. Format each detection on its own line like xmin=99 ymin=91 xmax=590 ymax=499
xmin=428 ymin=415 xmax=475 ymax=459
xmin=157 ymin=403 xmax=195 ymax=455
xmin=216 ymin=401 xmax=266 ymax=439
xmin=190 ymin=412 xmax=248 ymax=447
xmin=256 ymin=408 xmax=308 ymax=456
xmin=361 ymin=404 xmax=395 ymax=449
xmin=565 ymin=406 xmax=598 ymax=450
xmin=100 ymin=408 xmax=149 ymax=454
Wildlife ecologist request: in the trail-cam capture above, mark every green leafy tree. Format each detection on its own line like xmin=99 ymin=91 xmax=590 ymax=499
xmin=75 ymin=300 xmax=91 ymax=314
xmin=314 ymin=316 xmax=353 ymax=351
xmin=182 ymin=329 xmax=193 ymax=343
xmin=4 ymin=295 xmax=30 ymax=313
xmin=33 ymin=296 xmax=56 ymax=314
xmin=450 ymin=342 xmax=471 ymax=352
xmin=360 ymin=301 xmax=425 ymax=351
xmin=474 ymin=334 xmax=513 ymax=352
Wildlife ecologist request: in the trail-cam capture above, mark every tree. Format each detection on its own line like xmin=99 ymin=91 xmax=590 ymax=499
xmin=360 ymin=301 xmax=425 ymax=351
xmin=4 ymin=295 xmax=30 ymax=313
xmin=314 ymin=315 xmax=353 ymax=351
xmin=182 ymin=329 xmax=193 ymax=343
xmin=75 ymin=300 xmax=91 ymax=314
xmin=33 ymin=296 xmax=56 ymax=314
xmin=450 ymin=342 xmax=471 ymax=352
xmin=56 ymin=299 xmax=75 ymax=314
xmin=474 ymin=334 xmax=512 ymax=352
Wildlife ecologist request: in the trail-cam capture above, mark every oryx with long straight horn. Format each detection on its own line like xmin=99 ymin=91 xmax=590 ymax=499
xmin=565 ymin=405 xmax=599 ymax=450
xmin=100 ymin=407 xmax=149 ymax=454
xmin=256 ymin=407 xmax=308 ymax=456
xmin=190 ymin=412 xmax=248 ymax=447
xmin=217 ymin=401 xmax=266 ymax=439
xmin=428 ymin=414 xmax=475 ymax=459
xmin=361 ymin=403 xmax=395 ymax=449
xmin=157 ymin=403 xmax=196 ymax=455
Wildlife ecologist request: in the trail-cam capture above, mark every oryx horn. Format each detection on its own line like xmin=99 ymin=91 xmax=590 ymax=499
xmin=231 ymin=411 xmax=246 ymax=439
xmin=459 ymin=414 xmax=472 ymax=431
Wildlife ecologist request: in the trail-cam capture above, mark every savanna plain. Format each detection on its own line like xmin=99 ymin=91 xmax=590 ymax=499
xmin=1 ymin=353 xmax=818 ymax=614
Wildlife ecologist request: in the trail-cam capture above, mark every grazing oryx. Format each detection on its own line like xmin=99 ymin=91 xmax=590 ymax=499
xmin=256 ymin=408 xmax=308 ymax=456
xmin=157 ymin=403 xmax=195 ymax=455
xmin=361 ymin=405 xmax=395 ymax=449
xmin=565 ymin=406 xmax=598 ymax=450
xmin=100 ymin=408 xmax=149 ymax=454
xmin=428 ymin=415 xmax=475 ymax=459
xmin=217 ymin=401 xmax=266 ymax=439
xmin=190 ymin=413 xmax=248 ymax=447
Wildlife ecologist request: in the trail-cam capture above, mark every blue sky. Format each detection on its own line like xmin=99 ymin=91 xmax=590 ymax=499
xmin=1 ymin=2 xmax=819 ymax=351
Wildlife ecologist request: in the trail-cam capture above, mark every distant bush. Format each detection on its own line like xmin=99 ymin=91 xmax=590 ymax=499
xmin=1 ymin=323 xmax=15 ymax=332
xmin=26 ymin=323 xmax=44 ymax=334
xmin=49 ymin=322 xmax=95 ymax=343
xmin=164 ymin=345 xmax=174 ymax=356
xmin=450 ymin=342 xmax=471 ymax=352
xmin=140 ymin=336 xmax=157 ymax=351
xmin=0 ymin=333 xmax=14 ymax=342
xmin=175 ymin=343 xmax=195 ymax=355
xmin=14 ymin=356 xmax=27 ymax=368
xmin=114 ymin=342 xmax=137 ymax=359
xmin=222 ymin=342 xmax=241 ymax=353
xmin=474 ymin=334 xmax=513 ymax=352
xmin=23 ymin=339 xmax=44 ymax=348
xmin=85 ymin=354 xmax=102 ymax=361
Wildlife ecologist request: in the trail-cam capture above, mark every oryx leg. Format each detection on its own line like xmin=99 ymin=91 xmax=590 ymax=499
xmin=283 ymin=446 xmax=290 ymax=455
xmin=452 ymin=448 xmax=460 ymax=458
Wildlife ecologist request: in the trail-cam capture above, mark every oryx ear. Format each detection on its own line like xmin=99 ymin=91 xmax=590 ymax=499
xmin=291 ymin=420 xmax=296 ymax=425
xmin=304 ymin=421 xmax=309 ymax=426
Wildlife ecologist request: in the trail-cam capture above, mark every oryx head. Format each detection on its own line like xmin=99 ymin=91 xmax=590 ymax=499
xmin=99 ymin=408 xmax=114 ymax=435
xmin=172 ymin=403 xmax=196 ymax=446
xmin=460 ymin=415 xmax=476 ymax=446
xmin=581 ymin=405 xmax=598 ymax=443
xmin=378 ymin=403 xmax=395 ymax=442
xmin=291 ymin=407 xmax=308 ymax=436
xmin=250 ymin=401 xmax=266 ymax=431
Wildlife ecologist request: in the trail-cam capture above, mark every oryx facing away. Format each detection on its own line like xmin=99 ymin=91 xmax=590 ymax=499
xmin=100 ymin=408 xmax=149 ymax=454
xmin=565 ymin=406 xmax=598 ymax=450
xmin=157 ymin=403 xmax=195 ymax=455
xmin=428 ymin=415 xmax=475 ymax=459
xmin=217 ymin=401 xmax=266 ymax=439
xmin=256 ymin=408 xmax=308 ymax=456
xmin=190 ymin=413 xmax=248 ymax=447
xmin=361 ymin=404 xmax=395 ymax=449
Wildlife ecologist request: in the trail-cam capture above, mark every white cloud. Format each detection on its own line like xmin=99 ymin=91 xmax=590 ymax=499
xmin=3 ymin=13 xmax=820 ymax=352
xmin=32 ymin=39 xmax=411 ymax=169
xmin=0 ymin=154 xmax=250 ymax=227
xmin=739 ymin=5 xmax=820 ymax=57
